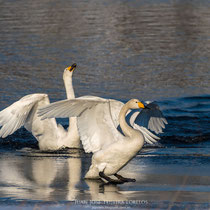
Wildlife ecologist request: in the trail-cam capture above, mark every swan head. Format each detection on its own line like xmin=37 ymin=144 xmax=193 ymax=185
xmin=127 ymin=99 xmax=145 ymax=109
xmin=66 ymin=63 xmax=77 ymax=72
xmin=63 ymin=63 xmax=77 ymax=80
xmin=62 ymin=63 xmax=77 ymax=98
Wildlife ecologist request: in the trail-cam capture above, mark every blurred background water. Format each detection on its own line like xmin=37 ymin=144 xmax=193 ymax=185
xmin=0 ymin=0 xmax=209 ymax=209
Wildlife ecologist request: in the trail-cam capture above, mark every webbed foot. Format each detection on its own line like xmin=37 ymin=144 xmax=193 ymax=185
xmin=99 ymin=172 xmax=124 ymax=184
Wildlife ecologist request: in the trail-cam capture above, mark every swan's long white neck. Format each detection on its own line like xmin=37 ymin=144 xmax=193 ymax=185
xmin=63 ymin=70 xmax=75 ymax=99
xmin=119 ymin=104 xmax=137 ymax=138
xmin=63 ymin=70 xmax=77 ymax=135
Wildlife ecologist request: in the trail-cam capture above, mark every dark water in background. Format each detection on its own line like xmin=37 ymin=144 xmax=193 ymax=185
xmin=0 ymin=0 xmax=209 ymax=103
xmin=0 ymin=0 xmax=210 ymax=209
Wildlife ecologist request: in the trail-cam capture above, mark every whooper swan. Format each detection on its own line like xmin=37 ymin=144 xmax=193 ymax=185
xmin=0 ymin=64 xmax=80 ymax=150
xmin=38 ymin=97 xmax=166 ymax=183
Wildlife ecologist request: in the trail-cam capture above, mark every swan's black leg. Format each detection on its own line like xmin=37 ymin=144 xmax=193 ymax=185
xmin=99 ymin=172 xmax=124 ymax=184
xmin=114 ymin=173 xmax=136 ymax=182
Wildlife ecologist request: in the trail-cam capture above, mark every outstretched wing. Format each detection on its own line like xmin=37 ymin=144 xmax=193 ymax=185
xmin=130 ymin=101 xmax=168 ymax=134
xmin=77 ymin=100 xmax=125 ymax=153
xmin=39 ymin=98 xmax=163 ymax=147
xmin=38 ymin=98 xmax=125 ymax=153
xmin=133 ymin=124 xmax=160 ymax=144
xmin=0 ymin=94 xmax=49 ymax=138
xmin=38 ymin=97 xmax=107 ymax=119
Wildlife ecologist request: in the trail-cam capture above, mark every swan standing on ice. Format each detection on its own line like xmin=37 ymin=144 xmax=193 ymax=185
xmin=0 ymin=64 xmax=80 ymax=150
xmin=38 ymin=97 xmax=167 ymax=183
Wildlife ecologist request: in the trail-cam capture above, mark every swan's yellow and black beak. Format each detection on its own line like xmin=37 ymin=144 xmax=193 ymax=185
xmin=138 ymin=102 xmax=151 ymax=109
xmin=67 ymin=63 xmax=77 ymax=72
xmin=138 ymin=102 xmax=145 ymax=109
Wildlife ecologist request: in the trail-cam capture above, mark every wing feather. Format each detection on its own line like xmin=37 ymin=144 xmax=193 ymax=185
xmin=38 ymin=98 xmax=107 ymax=120
xmin=109 ymin=100 xmax=124 ymax=128
xmin=38 ymin=98 xmax=124 ymax=153
xmin=0 ymin=94 xmax=48 ymax=138
xmin=131 ymin=101 xmax=168 ymax=134
xmin=133 ymin=124 xmax=160 ymax=144
xmin=77 ymin=101 xmax=124 ymax=153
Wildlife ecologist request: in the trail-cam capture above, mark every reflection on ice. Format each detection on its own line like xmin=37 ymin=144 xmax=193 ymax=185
xmin=0 ymin=149 xmax=131 ymax=202
xmin=0 ymin=146 xmax=210 ymax=204
xmin=32 ymin=159 xmax=58 ymax=187
xmin=86 ymin=180 xmax=127 ymax=201
xmin=0 ymin=150 xmax=83 ymax=201
xmin=67 ymin=156 xmax=82 ymax=200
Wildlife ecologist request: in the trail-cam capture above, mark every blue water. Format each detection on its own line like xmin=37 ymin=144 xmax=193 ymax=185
xmin=0 ymin=0 xmax=210 ymax=209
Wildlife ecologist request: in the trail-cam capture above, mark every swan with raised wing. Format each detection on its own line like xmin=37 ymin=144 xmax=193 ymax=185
xmin=38 ymin=97 xmax=166 ymax=183
xmin=0 ymin=64 xmax=80 ymax=150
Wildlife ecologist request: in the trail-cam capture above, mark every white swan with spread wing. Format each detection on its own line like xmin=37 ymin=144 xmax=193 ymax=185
xmin=0 ymin=64 xmax=80 ymax=150
xmin=38 ymin=97 xmax=167 ymax=183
